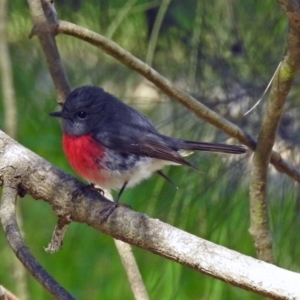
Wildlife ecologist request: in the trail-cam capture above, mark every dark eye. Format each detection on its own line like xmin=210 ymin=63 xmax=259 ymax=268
xmin=77 ymin=111 xmax=87 ymax=119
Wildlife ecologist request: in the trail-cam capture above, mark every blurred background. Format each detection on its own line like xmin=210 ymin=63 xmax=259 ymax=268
xmin=1 ymin=0 xmax=299 ymax=299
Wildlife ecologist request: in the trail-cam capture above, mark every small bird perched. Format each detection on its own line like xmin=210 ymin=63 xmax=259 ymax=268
xmin=50 ymin=86 xmax=246 ymax=200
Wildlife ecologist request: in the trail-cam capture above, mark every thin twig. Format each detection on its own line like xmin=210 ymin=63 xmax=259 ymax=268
xmin=45 ymin=216 xmax=71 ymax=253
xmin=57 ymin=20 xmax=300 ymax=185
xmin=0 ymin=171 xmax=75 ymax=300
xmin=27 ymin=0 xmax=70 ymax=104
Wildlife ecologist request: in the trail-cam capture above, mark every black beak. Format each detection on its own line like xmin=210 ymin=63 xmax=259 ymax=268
xmin=49 ymin=111 xmax=63 ymax=118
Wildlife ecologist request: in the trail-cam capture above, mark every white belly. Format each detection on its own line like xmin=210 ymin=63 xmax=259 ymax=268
xmin=95 ymin=157 xmax=173 ymax=190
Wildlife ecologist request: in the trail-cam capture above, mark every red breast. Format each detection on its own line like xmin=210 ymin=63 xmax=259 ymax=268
xmin=63 ymin=134 xmax=106 ymax=184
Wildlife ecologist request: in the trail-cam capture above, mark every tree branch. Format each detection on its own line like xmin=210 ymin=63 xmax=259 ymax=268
xmin=0 ymin=168 xmax=74 ymax=300
xmin=114 ymin=240 xmax=149 ymax=300
xmin=45 ymin=216 xmax=71 ymax=253
xmin=57 ymin=20 xmax=300 ymax=185
xmin=27 ymin=0 xmax=70 ymax=104
xmin=0 ymin=130 xmax=300 ymax=299
xmin=248 ymin=0 xmax=300 ymax=263
xmin=250 ymin=20 xmax=300 ymax=262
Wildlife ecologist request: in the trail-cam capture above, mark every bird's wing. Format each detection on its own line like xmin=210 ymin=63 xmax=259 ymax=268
xmin=94 ymin=127 xmax=197 ymax=169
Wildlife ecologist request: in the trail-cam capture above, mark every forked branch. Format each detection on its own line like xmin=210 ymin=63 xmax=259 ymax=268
xmin=0 ymin=170 xmax=74 ymax=300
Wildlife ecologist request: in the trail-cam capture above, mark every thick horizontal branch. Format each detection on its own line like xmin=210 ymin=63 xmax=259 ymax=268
xmin=57 ymin=20 xmax=300 ymax=184
xmin=0 ymin=130 xmax=300 ymax=299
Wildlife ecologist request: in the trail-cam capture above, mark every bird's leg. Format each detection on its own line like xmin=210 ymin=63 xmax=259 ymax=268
xmin=116 ymin=181 xmax=128 ymax=202
xmin=99 ymin=184 xmax=132 ymax=223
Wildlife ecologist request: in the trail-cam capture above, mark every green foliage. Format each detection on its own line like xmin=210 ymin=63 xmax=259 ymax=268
xmin=0 ymin=1 xmax=298 ymax=299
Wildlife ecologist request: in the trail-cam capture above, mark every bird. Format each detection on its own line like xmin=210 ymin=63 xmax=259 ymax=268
xmin=50 ymin=86 xmax=246 ymax=201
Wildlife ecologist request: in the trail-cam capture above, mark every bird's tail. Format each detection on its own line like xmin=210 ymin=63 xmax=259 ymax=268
xmin=178 ymin=140 xmax=247 ymax=155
